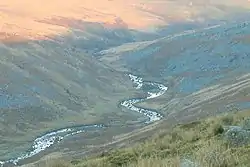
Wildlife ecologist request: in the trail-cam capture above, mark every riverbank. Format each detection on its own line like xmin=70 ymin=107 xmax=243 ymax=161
xmin=0 ymin=74 xmax=168 ymax=166
xmin=46 ymin=109 xmax=250 ymax=167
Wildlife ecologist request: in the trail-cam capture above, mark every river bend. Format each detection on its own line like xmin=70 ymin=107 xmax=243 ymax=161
xmin=0 ymin=74 xmax=168 ymax=166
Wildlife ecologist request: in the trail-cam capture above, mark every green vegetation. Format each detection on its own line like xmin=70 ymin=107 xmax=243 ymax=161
xmin=47 ymin=109 xmax=250 ymax=167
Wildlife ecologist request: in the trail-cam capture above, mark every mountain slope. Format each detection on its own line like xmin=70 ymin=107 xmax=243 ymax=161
xmin=1 ymin=0 xmax=250 ymax=165
xmin=1 ymin=0 xmax=250 ymax=43
xmin=43 ymin=109 xmax=250 ymax=167
xmin=98 ymin=19 xmax=250 ymax=131
xmin=98 ymin=20 xmax=250 ymax=94
xmin=0 ymin=38 xmax=136 ymax=160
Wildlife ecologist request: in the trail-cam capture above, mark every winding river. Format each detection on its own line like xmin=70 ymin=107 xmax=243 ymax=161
xmin=0 ymin=74 xmax=168 ymax=167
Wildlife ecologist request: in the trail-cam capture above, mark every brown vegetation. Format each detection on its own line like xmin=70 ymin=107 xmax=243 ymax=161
xmin=42 ymin=109 xmax=250 ymax=167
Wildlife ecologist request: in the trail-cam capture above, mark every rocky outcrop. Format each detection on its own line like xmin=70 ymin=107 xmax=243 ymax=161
xmin=224 ymin=118 xmax=250 ymax=146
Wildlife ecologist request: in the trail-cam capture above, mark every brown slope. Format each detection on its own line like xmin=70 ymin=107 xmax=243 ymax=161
xmin=1 ymin=0 xmax=250 ymax=43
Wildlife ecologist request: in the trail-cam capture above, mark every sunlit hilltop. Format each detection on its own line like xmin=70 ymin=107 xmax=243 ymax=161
xmin=1 ymin=0 xmax=250 ymax=42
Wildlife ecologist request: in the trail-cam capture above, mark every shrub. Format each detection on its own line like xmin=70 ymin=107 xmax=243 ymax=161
xmin=107 ymin=150 xmax=138 ymax=166
xmin=221 ymin=115 xmax=234 ymax=125
xmin=212 ymin=124 xmax=224 ymax=136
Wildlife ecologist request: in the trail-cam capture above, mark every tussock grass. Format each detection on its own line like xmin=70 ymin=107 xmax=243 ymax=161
xmin=46 ymin=110 xmax=250 ymax=167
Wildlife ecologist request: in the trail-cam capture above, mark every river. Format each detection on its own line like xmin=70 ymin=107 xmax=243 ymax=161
xmin=0 ymin=74 xmax=168 ymax=167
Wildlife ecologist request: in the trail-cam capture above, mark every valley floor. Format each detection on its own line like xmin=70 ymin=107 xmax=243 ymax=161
xmin=43 ymin=109 xmax=250 ymax=167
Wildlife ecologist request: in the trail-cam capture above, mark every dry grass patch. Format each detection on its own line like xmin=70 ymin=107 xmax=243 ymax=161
xmin=45 ymin=110 xmax=250 ymax=167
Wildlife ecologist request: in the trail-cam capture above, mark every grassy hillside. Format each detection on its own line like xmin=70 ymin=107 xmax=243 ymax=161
xmin=98 ymin=20 xmax=250 ymax=126
xmin=44 ymin=109 xmax=250 ymax=167
xmin=99 ymin=20 xmax=250 ymax=81
xmin=0 ymin=38 xmax=138 ymax=160
xmin=2 ymin=0 xmax=250 ymax=164
xmin=2 ymin=0 xmax=250 ymax=43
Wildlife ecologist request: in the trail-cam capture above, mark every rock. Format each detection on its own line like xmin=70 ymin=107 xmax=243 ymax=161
xmin=180 ymin=158 xmax=199 ymax=167
xmin=224 ymin=126 xmax=250 ymax=146
xmin=242 ymin=118 xmax=250 ymax=130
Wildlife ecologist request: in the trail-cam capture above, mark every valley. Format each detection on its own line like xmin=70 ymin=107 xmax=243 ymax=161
xmin=0 ymin=74 xmax=168 ymax=166
xmin=1 ymin=0 xmax=250 ymax=166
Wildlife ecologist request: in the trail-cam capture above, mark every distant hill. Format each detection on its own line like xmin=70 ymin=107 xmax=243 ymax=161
xmin=1 ymin=0 xmax=250 ymax=43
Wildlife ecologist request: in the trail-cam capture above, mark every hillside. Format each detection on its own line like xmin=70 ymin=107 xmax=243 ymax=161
xmin=1 ymin=0 xmax=250 ymax=43
xmin=1 ymin=0 xmax=250 ymax=166
xmin=0 ymin=37 xmax=140 ymax=161
xmin=38 ymin=109 xmax=250 ymax=167
xmin=99 ymin=20 xmax=250 ymax=121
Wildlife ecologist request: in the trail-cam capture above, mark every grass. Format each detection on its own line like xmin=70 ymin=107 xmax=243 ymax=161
xmin=0 ymin=38 xmax=138 ymax=160
xmin=45 ymin=109 xmax=250 ymax=167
